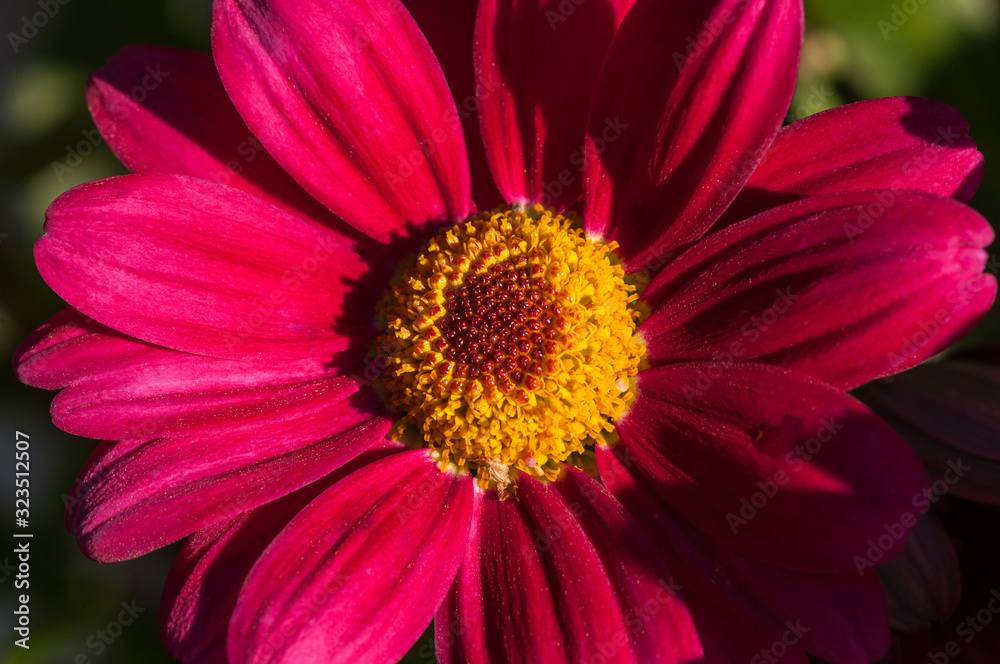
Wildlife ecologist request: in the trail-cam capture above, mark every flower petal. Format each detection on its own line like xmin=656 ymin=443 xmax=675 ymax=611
xmin=438 ymin=476 xmax=637 ymax=664
xmin=878 ymin=513 xmax=962 ymax=632
xmin=599 ymin=446 xmax=893 ymax=663
xmin=36 ymin=174 xmax=381 ymax=361
xmin=406 ymin=0 xmax=502 ymax=209
xmin=584 ymin=0 xmax=802 ymax=269
xmin=616 ymin=362 xmax=927 ymax=574
xmin=228 ymin=450 xmax=475 ymax=664
xmin=14 ymin=308 xmax=372 ymax=440
xmin=68 ymin=395 xmax=391 ymax=562
xmin=14 ymin=308 xmax=104 ymax=390
xmin=474 ymin=0 xmax=635 ymax=209
xmin=87 ymin=45 xmax=344 ymax=226
xmin=640 ymin=191 xmax=996 ymax=389
xmin=212 ymin=0 xmax=471 ymax=242
xmin=896 ymin=503 xmax=1000 ymax=663
xmin=856 ymin=355 xmax=1000 ymax=505
xmin=161 ymin=448 xmax=399 ymax=664
xmin=551 ymin=467 xmax=702 ymax=663
xmin=720 ymin=97 xmax=985 ymax=225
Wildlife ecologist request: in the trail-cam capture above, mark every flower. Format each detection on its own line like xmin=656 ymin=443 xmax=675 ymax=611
xmin=13 ymin=0 xmax=996 ymax=662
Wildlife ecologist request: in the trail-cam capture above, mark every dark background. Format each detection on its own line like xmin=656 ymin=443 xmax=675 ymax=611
xmin=1 ymin=0 xmax=998 ymax=662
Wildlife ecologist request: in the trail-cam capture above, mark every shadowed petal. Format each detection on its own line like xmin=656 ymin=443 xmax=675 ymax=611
xmin=406 ymin=0 xmax=502 ymax=209
xmin=474 ymin=0 xmax=634 ymax=209
xmin=599 ymin=446 xmax=893 ymax=664
xmin=856 ymin=350 xmax=1000 ymax=505
xmin=616 ymin=362 xmax=927 ymax=574
xmin=161 ymin=447 xmax=401 ymax=664
xmin=877 ymin=513 xmax=962 ymax=632
xmin=552 ymin=467 xmax=702 ymax=663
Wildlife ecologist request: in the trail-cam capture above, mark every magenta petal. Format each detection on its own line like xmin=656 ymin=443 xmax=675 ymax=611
xmin=228 ymin=450 xmax=475 ymax=664
xmin=212 ymin=0 xmax=471 ymax=243
xmin=406 ymin=0 xmax=502 ymax=210
xmin=438 ymin=476 xmax=637 ymax=664
xmin=14 ymin=307 xmax=367 ymax=440
xmin=641 ymin=191 xmax=996 ymax=389
xmin=161 ymin=448 xmax=398 ymax=664
xmin=68 ymin=395 xmax=391 ymax=562
xmin=720 ymin=97 xmax=985 ymax=225
xmin=162 ymin=486 xmax=324 ymax=664
xmin=474 ymin=0 xmax=634 ymax=209
xmin=552 ymin=467 xmax=702 ymax=663
xmin=617 ymin=362 xmax=927 ymax=574
xmin=599 ymin=447 xmax=893 ymax=663
xmin=87 ymin=46 xmax=342 ymax=226
xmin=14 ymin=308 xmax=103 ymax=390
xmin=36 ymin=174 xmax=379 ymax=361
xmin=584 ymin=0 xmax=803 ymax=268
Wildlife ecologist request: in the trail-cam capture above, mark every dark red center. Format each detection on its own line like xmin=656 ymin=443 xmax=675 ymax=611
xmin=434 ymin=257 xmax=571 ymax=393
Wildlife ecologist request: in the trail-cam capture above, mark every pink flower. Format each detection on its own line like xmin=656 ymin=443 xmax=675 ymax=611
xmin=14 ymin=0 xmax=996 ymax=662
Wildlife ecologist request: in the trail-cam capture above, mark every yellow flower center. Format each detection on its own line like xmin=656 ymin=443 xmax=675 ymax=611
xmin=376 ymin=206 xmax=645 ymax=495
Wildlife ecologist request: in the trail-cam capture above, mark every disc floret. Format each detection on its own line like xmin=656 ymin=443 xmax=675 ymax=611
xmin=376 ymin=206 xmax=644 ymax=489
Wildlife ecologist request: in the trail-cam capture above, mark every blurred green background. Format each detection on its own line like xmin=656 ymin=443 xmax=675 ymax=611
xmin=0 ymin=0 xmax=998 ymax=662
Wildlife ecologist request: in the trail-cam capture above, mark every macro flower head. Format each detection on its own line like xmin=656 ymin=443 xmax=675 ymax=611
xmin=13 ymin=0 xmax=997 ymax=662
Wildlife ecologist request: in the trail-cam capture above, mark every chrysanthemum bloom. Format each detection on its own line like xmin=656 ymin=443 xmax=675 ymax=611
xmin=14 ymin=0 xmax=997 ymax=661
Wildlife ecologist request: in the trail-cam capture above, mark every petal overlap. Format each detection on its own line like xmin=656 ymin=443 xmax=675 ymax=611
xmin=212 ymin=0 xmax=472 ymax=242
xmin=584 ymin=0 xmax=803 ymax=269
xmin=36 ymin=175 xmax=381 ymax=361
xmin=640 ymin=191 xmax=995 ymax=389
xmin=720 ymin=97 xmax=985 ymax=225
xmin=474 ymin=0 xmax=635 ymax=210
xmin=228 ymin=450 xmax=476 ymax=664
